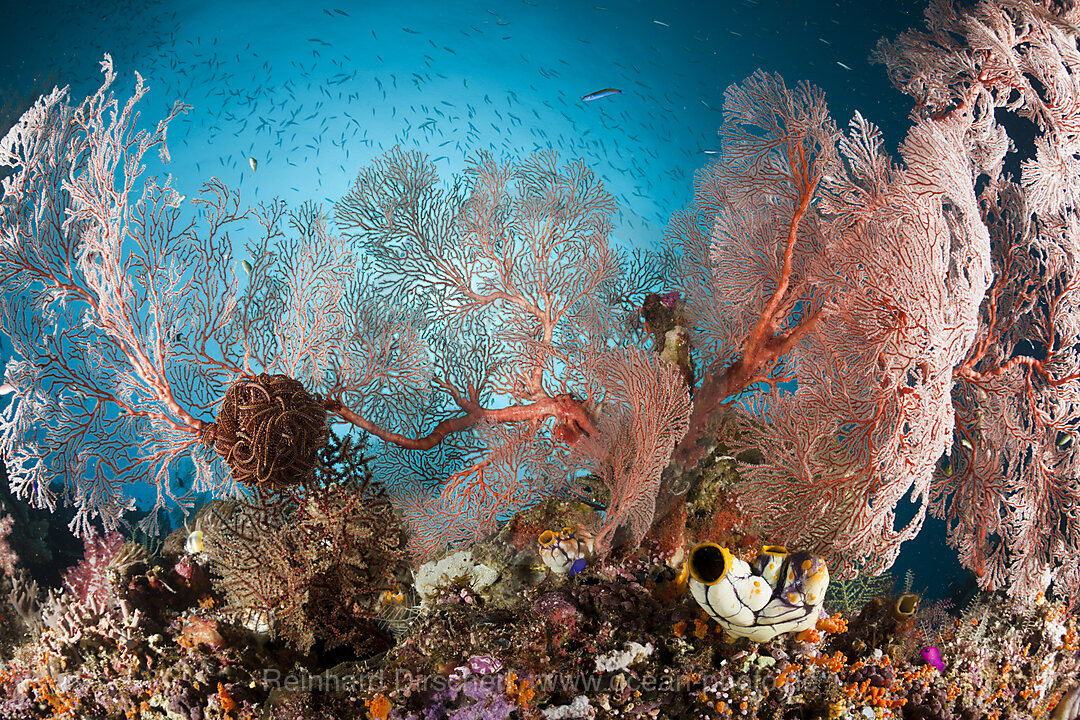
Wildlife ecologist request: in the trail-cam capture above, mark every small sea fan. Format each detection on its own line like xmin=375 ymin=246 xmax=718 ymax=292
xmin=206 ymin=373 xmax=329 ymax=488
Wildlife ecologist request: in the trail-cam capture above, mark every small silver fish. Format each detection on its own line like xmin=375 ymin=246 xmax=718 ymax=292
xmin=249 ymin=157 xmax=258 ymax=172
xmin=581 ymin=88 xmax=621 ymax=102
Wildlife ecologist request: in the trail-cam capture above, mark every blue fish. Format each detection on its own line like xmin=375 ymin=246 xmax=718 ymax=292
xmin=569 ymin=557 xmax=588 ymax=577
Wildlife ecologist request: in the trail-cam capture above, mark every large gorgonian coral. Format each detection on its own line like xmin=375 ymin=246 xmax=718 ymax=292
xmin=205 ymin=373 xmax=329 ymax=489
xmin=0 ymin=57 xmax=680 ymax=557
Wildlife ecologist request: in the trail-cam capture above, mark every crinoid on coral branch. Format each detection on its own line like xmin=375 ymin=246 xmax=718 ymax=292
xmin=205 ymin=373 xmax=329 ymax=488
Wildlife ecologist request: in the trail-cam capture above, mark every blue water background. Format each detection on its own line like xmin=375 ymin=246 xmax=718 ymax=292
xmin=0 ymin=0 xmax=968 ymax=600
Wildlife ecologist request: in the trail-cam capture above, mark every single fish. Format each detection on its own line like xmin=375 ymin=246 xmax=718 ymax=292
xmin=582 ymin=87 xmax=622 ymax=102
xmin=248 ymin=157 xmax=258 ymax=172
xmin=653 ymin=19 xmax=669 ymax=26
xmin=836 ymin=61 xmax=853 ymax=71
xmin=921 ymin=646 xmax=945 ymax=671
xmin=185 ymin=529 xmax=204 ymax=554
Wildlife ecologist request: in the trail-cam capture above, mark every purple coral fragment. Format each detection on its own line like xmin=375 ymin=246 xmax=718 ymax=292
xmin=659 ymin=291 xmax=681 ymax=309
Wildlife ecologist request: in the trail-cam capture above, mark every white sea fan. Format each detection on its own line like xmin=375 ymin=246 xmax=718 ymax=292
xmin=1022 ymin=133 xmax=1080 ymax=216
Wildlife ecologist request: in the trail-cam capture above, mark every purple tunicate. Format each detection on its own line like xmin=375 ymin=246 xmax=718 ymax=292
xmin=468 ymin=655 xmax=503 ymax=675
xmin=921 ymin=646 xmax=945 ymax=671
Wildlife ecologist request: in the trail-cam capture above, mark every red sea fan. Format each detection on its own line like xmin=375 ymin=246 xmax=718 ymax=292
xmin=571 ymin=347 xmax=691 ymax=553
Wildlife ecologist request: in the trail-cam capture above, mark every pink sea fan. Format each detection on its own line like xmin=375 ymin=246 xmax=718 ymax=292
xmin=62 ymin=529 xmax=125 ymax=606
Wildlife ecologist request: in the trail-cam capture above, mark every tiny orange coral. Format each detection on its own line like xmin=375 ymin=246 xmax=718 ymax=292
xmin=368 ymin=693 xmax=392 ymax=720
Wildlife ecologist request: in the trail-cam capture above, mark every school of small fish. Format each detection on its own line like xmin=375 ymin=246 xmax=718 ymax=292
xmin=19 ymin=0 xmax=883 ymax=249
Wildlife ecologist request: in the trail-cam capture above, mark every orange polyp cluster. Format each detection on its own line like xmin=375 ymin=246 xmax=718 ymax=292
xmin=217 ymin=681 xmax=237 ymax=716
xmin=901 ymin=662 xmax=937 ymax=685
xmin=504 ymin=671 xmax=535 ymax=706
xmin=1033 ymin=689 xmax=1066 ymax=719
xmin=1062 ymin=622 xmax=1079 ymax=652
xmin=24 ymin=676 xmax=77 ymax=716
xmin=675 ymin=597 xmax=1078 ymax=718
xmin=842 ymin=678 xmax=906 ymax=711
xmin=367 ymin=693 xmax=392 ymax=720
xmin=806 ymin=651 xmax=847 ymax=673
xmin=669 ymin=597 xmax=1080 ymax=718
xmin=815 ymin=614 xmax=848 ymax=635
xmin=773 ymin=663 xmax=802 ymax=688
xmin=124 ymin=698 xmax=151 ymax=719
xmin=178 ymin=616 xmax=225 ymax=651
